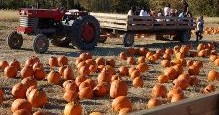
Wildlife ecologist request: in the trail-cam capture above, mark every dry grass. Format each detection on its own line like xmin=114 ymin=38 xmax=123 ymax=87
xmin=0 ymin=10 xmax=19 ymax=22
xmin=204 ymin=17 xmax=219 ymax=24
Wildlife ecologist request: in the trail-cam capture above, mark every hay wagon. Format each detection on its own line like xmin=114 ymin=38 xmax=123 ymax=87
xmin=91 ymin=13 xmax=196 ymax=47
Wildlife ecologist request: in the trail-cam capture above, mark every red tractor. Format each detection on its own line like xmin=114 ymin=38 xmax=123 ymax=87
xmin=7 ymin=8 xmax=100 ymax=53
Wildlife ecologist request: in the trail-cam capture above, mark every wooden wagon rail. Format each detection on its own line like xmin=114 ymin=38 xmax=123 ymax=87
xmin=130 ymin=91 xmax=219 ymax=115
xmin=90 ymin=12 xmax=196 ymax=31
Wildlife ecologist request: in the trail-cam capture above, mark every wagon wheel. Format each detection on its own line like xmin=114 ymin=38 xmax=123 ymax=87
xmin=33 ymin=34 xmax=49 ymax=54
xmin=7 ymin=31 xmax=23 ymax=49
xmin=180 ymin=30 xmax=191 ymax=42
xmin=71 ymin=15 xmax=100 ymax=50
xmin=123 ymin=33 xmax=134 ymax=47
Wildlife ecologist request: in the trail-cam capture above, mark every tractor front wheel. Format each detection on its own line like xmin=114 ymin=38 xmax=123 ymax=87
xmin=7 ymin=31 xmax=23 ymax=49
xmin=71 ymin=15 xmax=100 ymax=50
xmin=123 ymin=33 xmax=134 ymax=47
xmin=33 ymin=34 xmax=49 ymax=54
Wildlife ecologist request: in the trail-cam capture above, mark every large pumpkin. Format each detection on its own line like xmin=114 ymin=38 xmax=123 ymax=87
xmin=49 ymin=56 xmax=58 ymax=68
xmin=110 ymin=78 xmax=128 ymax=98
xmin=136 ymin=63 xmax=149 ymax=73
xmin=12 ymin=82 xmax=27 ymax=99
xmin=119 ymin=66 xmax=129 ymax=76
xmin=27 ymin=88 xmax=47 ymax=108
xmin=58 ymin=55 xmax=68 ymax=66
xmin=21 ymin=76 xmax=37 ymax=88
xmin=132 ymin=77 xmax=144 ymax=88
xmin=9 ymin=59 xmax=21 ymax=71
xmin=64 ymin=102 xmax=82 ymax=115
xmin=78 ymin=87 xmax=93 ymax=99
xmin=11 ymin=99 xmax=32 ymax=112
xmin=207 ymin=70 xmax=219 ymax=82
xmin=112 ymin=96 xmax=132 ymax=112
xmin=97 ymin=70 xmax=112 ymax=83
xmin=34 ymin=68 xmax=46 ymax=80
xmin=93 ymin=82 xmax=109 ymax=97
xmin=63 ymin=90 xmax=79 ymax=102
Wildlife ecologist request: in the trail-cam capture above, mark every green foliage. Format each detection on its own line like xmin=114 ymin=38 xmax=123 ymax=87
xmin=0 ymin=0 xmax=218 ymax=16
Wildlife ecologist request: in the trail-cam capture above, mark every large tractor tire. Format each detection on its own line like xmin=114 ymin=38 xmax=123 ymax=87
xmin=7 ymin=31 xmax=23 ymax=49
xmin=70 ymin=15 xmax=100 ymax=50
xmin=123 ymin=33 xmax=134 ymax=47
xmin=33 ymin=34 xmax=49 ymax=54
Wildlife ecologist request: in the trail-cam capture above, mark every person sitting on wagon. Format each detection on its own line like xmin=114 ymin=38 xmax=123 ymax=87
xmin=182 ymin=0 xmax=189 ymax=16
xmin=139 ymin=7 xmax=149 ymax=16
xmin=164 ymin=3 xmax=171 ymax=17
xmin=128 ymin=6 xmax=137 ymax=16
xmin=196 ymin=16 xmax=204 ymax=41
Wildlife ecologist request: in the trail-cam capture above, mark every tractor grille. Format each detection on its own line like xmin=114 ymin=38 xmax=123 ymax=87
xmin=20 ymin=17 xmax=35 ymax=27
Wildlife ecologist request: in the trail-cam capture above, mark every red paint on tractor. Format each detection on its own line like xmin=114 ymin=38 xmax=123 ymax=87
xmin=81 ymin=23 xmax=95 ymax=43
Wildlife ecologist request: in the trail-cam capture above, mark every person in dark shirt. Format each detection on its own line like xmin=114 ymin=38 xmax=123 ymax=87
xmin=182 ymin=0 xmax=189 ymax=16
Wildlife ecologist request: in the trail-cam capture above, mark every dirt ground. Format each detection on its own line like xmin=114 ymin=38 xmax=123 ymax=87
xmin=0 ymin=21 xmax=218 ymax=115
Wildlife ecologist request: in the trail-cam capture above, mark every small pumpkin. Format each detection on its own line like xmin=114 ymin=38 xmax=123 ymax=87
xmin=47 ymin=70 xmax=61 ymax=85
xmin=64 ymin=102 xmax=82 ymax=115
xmin=79 ymin=81 xmax=91 ymax=90
xmin=119 ymin=66 xmax=129 ymax=76
xmin=0 ymin=60 xmax=9 ymax=70
xmin=97 ymin=70 xmax=112 ymax=83
xmin=132 ymin=77 xmax=144 ymax=88
xmin=163 ymin=54 xmax=171 ymax=60
xmin=95 ymin=57 xmax=105 ymax=65
xmin=63 ymin=90 xmax=79 ymax=102
xmin=64 ymin=82 xmax=79 ymax=92
xmin=34 ymin=68 xmax=46 ymax=81
xmin=4 ymin=65 xmax=17 ymax=78
xmin=27 ymin=88 xmax=48 ymax=108
xmin=165 ymin=48 xmax=173 ymax=55
xmin=32 ymin=62 xmax=43 ymax=71
xmin=161 ymin=60 xmax=171 ymax=67
xmin=93 ymin=82 xmax=109 ymax=97
xmin=12 ymin=109 xmax=32 ymax=115
xmin=119 ymin=52 xmax=128 ymax=60
xmin=157 ymin=75 xmax=169 ymax=83
xmin=130 ymin=69 xmax=141 ymax=79
xmin=171 ymin=93 xmax=185 ymax=102
xmin=58 ymin=55 xmax=68 ymax=66
xmin=21 ymin=76 xmax=37 ymax=88
xmin=147 ymin=98 xmax=161 ymax=109
xmin=214 ymin=58 xmax=219 ymax=66
xmin=151 ymin=84 xmax=167 ymax=98
xmin=203 ymin=84 xmax=215 ymax=94
xmin=63 ymin=66 xmax=74 ymax=80
xmin=84 ymin=79 xmax=97 ymax=89
xmin=89 ymin=64 xmax=97 ymax=73
xmin=11 ymin=99 xmax=32 ymax=112
xmin=207 ymin=70 xmax=219 ymax=82
xmin=163 ymin=67 xmax=177 ymax=80
xmin=12 ymin=82 xmax=27 ymax=99
xmin=20 ymin=66 xmax=34 ymax=79
xmin=75 ymin=76 xmax=87 ymax=86
xmin=106 ymin=59 xmax=115 ymax=67
xmin=138 ymin=47 xmax=149 ymax=56
xmin=137 ymin=56 xmax=146 ymax=64
xmin=79 ymin=65 xmax=90 ymax=76
xmin=26 ymin=85 xmax=37 ymax=97
xmin=112 ymin=96 xmax=132 ymax=112
xmin=59 ymin=65 xmax=67 ymax=76
xmin=9 ymin=59 xmax=21 ymax=71
xmin=78 ymin=87 xmax=93 ymax=99
xmin=167 ymin=88 xmax=183 ymax=99
xmin=127 ymin=57 xmax=136 ymax=65
xmin=136 ymin=63 xmax=149 ymax=73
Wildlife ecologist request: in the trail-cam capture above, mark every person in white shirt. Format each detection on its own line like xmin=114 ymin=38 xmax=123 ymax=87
xmin=128 ymin=6 xmax=136 ymax=16
xmin=139 ymin=7 xmax=148 ymax=16
xmin=164 ymin=3 xmax=171 ymax=16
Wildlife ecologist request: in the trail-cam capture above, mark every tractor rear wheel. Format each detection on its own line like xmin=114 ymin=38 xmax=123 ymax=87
xmin=33 ymin=34 xmax=49 ymax=54
xmin=7 ymin=31 xmax=23 ymax=49
xmin=71 ymin=15 xmax=100 ymax=50
xmin=123 ymin=33 xmax=134 ymax=47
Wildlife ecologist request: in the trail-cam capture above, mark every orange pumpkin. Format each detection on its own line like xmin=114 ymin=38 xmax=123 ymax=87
xmin=207 ymin=70 xmax=219 ymax=82
xmin=21 ymin=76 xmax=37 ymax=88
xmin=147 ymin=98 xmax=161 ymax=109
xmin=0 ymin=60 xmax=9 ymax=70
xmin=171 ymin=93 xmax=185 ymax=102
xmin=59 ymin=65 xmax=67 ymax=76
xmin=12 ymin=82 xmax=27 ymax=99
xmin=64 ymin=102 xmax=82 ymax=115
xmin=64 ymin=82 xmax=79 ymax=92
xmin=163 ymin=67 xmax=177 ymax=80
xmin=32 ymin=62 xmax=43 ymax=71
xmin=11 ymin=99 xmax=32 ymax=112
xmin=33 ymin=111 xmax=48 ymax=115
xmin=95 ymin=57 xmax=105 ymax=65
xmin=0 ymin=88 xmax=4 ymax=104
xmin=84 ymin=79 xmax=97 ymax=89
xmin=63 ymin=66 xmax=74 ymax=80
xmin=111 ymin=74 xmax=119 ymax=81
xmin=137 ymin=56 xmax=146 ymax=64
xmin=161 ymin=60 xmax=171 ymax=67
xmin=214 ymin=58 xmax=219 ymax=66
xmin=20 ymin=66 xmax=34 ymax=79
xmin=127 ymin=57 xmax=136 ymax=65
xmin=106 ymin=59 xmax=115 ymax=67
xmin=78 ymin=87 xmax=93 ymax=99
xmin=9 ymin=59 xmax=21 ymax=71
xmin=57 ymin=55 xmax=68 ymax=66
xmin=203 ymin=84 xmax=215 ymax=94
xmin=97 ymin=70 xmax=112 ymax=83
xmin=93 ymin=82 xmax=109 ymax=97
xmin=136 ymin=63 xmax=149 ymax=73
xmin=79 ymin=65 xmax=90 ymax=76
xmin=47 ymin=70 xmax=61 ymax=85
xmin=4 ymin=65 xmax=17 ymax=78
xmin=34 ymin=68 xmax=46 ymax=80
xmin=79 ymin=81 xmax=91 ymax=90
xmin=119 ymin=52 xmax=128 ymax=60
xmin=112 ymin=96 xmax=132 ymax=112
xmin=89 ymin=64 xmax=98 ymax=73
xmin=119 ymin=66 xmax=129 ymax=76
xmin=110 ymin=78 xmax=128 ymax=98
xmin=157 ymin=75 xmax=169 ymax=83
xmin=27 ymin=88 xmax=48 ymax=108
xmin=89 ymin=112 xmax=104 ymax=115
xmin=209 ymin=55 xmax=218 ymax=62
xmin=167 ymin=88 xmax=183 ymax=99
xmin=130 ymin=70 xmax=141 ymax=79
xmin=188 ymin=65 xmax=200 ymax=76
xmin=26 ymin=85 xmax=37 ymax=97
xmin=163 ymin=54 xmax=171 ymax=60
xmin=75 ymin=76 xmax=87 ymax=86
xmin=175 ymin=52 xmax=184 ymax=59
xmin=132 ymin=77 xmax=144 ymax=88
xmin=75 ymin=58 xmax=83 ymax=66
xmin=138 ymin=47 xmax=149 ymax=56
xmin=12 ymin=109 xmax=32 ymax=115
xmin=151 ymin=84 xmax=167 ymax=98
xmin=165 ymin=48 xmax=173 ymax=55
xmin=63 ymin=90 xmax=79 ymax=102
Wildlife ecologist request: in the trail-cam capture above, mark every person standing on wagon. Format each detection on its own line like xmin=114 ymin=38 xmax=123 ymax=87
xmin=182 ymin=0 xmax=189 ymax=16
